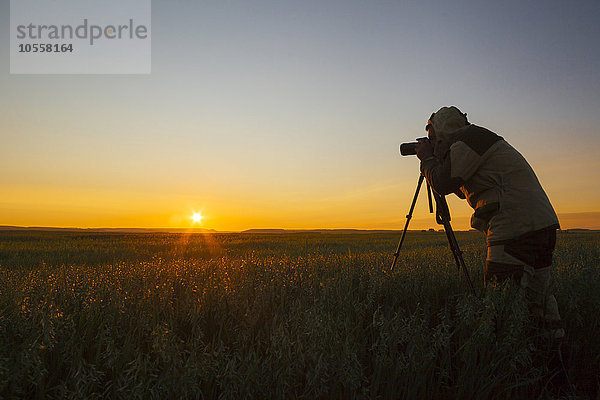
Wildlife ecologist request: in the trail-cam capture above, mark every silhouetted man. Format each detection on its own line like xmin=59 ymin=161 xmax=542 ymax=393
xmin=415 ymin=106 xmax=564 ymax=339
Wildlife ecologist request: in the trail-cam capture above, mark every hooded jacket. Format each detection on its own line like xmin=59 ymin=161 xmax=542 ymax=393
xmin=420 ymin=107 xmax=559 ymax=245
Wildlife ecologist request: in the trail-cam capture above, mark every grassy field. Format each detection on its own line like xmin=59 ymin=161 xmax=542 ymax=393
xmin=0 ymin=230 xmax=598 ymax=399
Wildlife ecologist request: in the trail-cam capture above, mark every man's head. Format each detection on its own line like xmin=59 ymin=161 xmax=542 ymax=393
xmin=425 ymin=112 xmax=437 ymax=144
xmin=426 ymin=106 xmax=469 ymax=156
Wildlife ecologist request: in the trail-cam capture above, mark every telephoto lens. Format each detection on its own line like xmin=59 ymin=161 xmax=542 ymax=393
xmin=399 ymin=142 xmax=417 ymax=156
xmin=399 ymin=137 xmax=428 ymax=156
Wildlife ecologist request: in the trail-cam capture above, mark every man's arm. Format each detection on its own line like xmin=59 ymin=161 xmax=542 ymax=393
xmin=420 ymin=154 xmax=465 ymax=196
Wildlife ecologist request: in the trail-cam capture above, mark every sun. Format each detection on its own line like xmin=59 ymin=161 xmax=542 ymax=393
xmin=192 ymin=213 xmax=202 ymax=223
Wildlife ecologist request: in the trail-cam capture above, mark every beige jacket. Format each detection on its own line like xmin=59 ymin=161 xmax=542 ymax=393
xmin=420 ymin=107 xmax=559 ymax=245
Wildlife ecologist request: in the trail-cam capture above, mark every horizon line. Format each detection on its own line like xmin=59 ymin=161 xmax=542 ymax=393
xmin=1 ymin=225 xmax=598 ymax=234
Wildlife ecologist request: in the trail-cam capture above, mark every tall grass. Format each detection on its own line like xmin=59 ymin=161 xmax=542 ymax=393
xmin=0 ymin=231 xmax=598 ymax=399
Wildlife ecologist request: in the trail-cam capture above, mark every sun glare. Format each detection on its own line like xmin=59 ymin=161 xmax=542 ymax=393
xmin=192 ymin=213 xmax=202 ymax=223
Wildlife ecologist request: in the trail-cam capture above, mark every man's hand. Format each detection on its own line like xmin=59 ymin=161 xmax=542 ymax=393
xmin=415 ymin=138 xmax=434 ymax=160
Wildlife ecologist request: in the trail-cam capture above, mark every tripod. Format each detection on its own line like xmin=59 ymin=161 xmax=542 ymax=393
xmin=390 ymin=174 xmax=475 ymax=295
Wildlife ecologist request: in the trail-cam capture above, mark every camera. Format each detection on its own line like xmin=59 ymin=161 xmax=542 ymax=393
xmin=399 ymin=137 xmax=428 ymax=156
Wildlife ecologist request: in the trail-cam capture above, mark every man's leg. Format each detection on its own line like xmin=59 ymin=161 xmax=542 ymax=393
xmin=485 ymin=244 xmax=525 ymax=283
xmin=520 ymin=265 xmax=565 ymax=339
xmin=486 ymin=244 xmax=564 ymax=339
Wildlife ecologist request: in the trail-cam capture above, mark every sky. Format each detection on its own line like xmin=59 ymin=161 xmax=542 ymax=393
xmin=1 ymin=0 xmax=600 ymax=231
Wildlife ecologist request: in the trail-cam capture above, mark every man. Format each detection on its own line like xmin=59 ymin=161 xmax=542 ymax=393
xmin=415 ymin=106 xmax=564 ymax=339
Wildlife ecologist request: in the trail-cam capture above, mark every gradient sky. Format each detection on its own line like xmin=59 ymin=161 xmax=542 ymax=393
xmin=2 ymin=0 xmax=600 ymax=231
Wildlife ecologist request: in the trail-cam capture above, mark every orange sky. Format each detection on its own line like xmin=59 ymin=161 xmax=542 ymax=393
xmin=1 ymin=102 xmax=598 ymax=231
xmin=1 ymin=163 xmax=598 ymax=231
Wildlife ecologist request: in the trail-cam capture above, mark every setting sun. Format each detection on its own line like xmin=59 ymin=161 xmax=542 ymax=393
xmin=192 ymin=213 xmax=202 ymax=223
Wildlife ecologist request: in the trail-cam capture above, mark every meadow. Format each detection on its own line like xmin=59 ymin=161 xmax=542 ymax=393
xmin=0 ymin=230 xmax=598 ymax=399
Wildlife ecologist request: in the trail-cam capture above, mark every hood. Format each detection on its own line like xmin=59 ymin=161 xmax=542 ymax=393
xmin=428 ymin=106 xmax=469 ymax=157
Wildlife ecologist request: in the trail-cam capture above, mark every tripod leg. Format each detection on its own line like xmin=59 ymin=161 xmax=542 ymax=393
xmin=434 ymin=194 xmax=476 ymax=295
xmin=444 ymin=221 xmax=475 ymax=294
xmin=443 ymin=228 xmax=461 ymax=270
xmin=391 ymin=175 xmax=424 ymax=272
